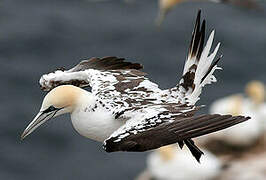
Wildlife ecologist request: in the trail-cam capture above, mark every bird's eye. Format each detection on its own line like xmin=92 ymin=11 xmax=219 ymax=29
xmin=48 ymin=106 xmax=56 ymax=111
xmin=43 ymin=106 xmax=56 ymax=113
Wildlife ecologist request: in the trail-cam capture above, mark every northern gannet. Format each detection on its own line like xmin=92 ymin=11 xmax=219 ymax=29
xmin=21 ymin=11 xmax=249 ymax=162
xmin=217 ymin=152 xmax=266 ymax=180
xmin=157 ymin=0 xmax=260 ymax=25
xmin=200 ymin=81 xmax=265 ymax=147
xmin=136 ymin=145 xmax=222 ymax=180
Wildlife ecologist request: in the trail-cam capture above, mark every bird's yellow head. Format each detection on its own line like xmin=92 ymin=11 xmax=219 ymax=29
xmin=160 ymin=0 xmax=183 ymax=10
xmin=245 ymin=81 xmax=265 ymax=105
xmin=158 ymin=145 xmax=175 ymax=161
xmin=157 ymin=0 xmax=185 ymax=26
xmin=21 ymin=85 xmax=88 ymax=140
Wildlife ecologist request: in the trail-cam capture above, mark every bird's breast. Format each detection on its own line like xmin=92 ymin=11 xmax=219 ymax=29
xmin=70 ymin=107 xmax=124 ymax=142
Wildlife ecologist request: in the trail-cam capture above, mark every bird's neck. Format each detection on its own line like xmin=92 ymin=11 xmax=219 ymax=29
xmin=70 ymin=91 xmax=123 ymax=142
xmin=73 ymin=90 xmax=96 ymax=113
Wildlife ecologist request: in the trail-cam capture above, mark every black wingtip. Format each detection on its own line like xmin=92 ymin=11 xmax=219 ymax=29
xmin=195 ymin=9 xmax=202 ymax=30
xmin=197 ymin=9 xmax=201 ymax=19
xmin=196 ymin=19 xmax=206 ymax=60
xmin=188 ymin=10 xmax=206 ymax=60
xmin=70 ymin=56 xmax=144 ymax=72
xmin=175 ymin=114 xmax=251 ymax=141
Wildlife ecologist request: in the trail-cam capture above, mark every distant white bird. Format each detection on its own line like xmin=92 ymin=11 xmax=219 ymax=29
xmin=217 ymin=152 xmax=266 ymax=180
xmin=157 ymin=0 xmax=260 ymax=25
xmin=136 ymin=145 xmax=222 ymax=180
xmin=201 ymin=81 xmax=266 ymax=147
xmin=21 ymin=11 xmax=249 ymax=162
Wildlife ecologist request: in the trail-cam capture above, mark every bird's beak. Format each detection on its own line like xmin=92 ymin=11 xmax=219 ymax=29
xmin=21 ymin=111 xmax=57 ymax=140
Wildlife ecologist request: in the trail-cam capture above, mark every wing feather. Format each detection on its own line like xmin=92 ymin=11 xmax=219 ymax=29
xmin=69 ymin=56 xmax=143 ymax=72
xmin=104 ymin=108 xmax=250 ymax=156
xmin=39 ymin=56 xmax=165 ymax=109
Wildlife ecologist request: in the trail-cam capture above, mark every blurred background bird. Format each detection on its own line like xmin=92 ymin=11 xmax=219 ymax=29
xmin=199 ymin=81 xmax=266 ymax=148
xmin=216 ymin=152 xmax=266 ymax=180
xmin=136 ymin=145 xmax=222 ymax=180
xmin=86 ymin=0 xmax=261 ymax=25
xmin=157 ymin=0 xmax=261 ymax=25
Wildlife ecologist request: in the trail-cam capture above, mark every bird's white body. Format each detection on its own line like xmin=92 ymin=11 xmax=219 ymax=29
xmin=147 ymin=146 xmax=222 ymax=180
xmin=203 ymin=94 xmax=265 ymax=146
xmin=71 ymin=92 xmax=124 ymax=142
xmin=71 ymin=109 xmax=123 ymax=142
xmin=261 ymin=104 xmax=266 ymax=130
xmin=218 ymin=152 xmax=266 ymax=180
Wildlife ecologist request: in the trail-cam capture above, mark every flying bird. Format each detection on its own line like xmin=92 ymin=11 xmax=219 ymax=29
xmin=157 ymin=0 xmax=260 ymax=25
xmin=21 ymin=11 xmax=249 ymax=162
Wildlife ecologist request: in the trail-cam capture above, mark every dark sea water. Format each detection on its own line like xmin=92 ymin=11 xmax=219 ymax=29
xmin=1 ymin=0 xmax=266 ymax=179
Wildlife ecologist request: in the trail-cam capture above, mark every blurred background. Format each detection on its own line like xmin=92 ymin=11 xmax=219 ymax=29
xmin=1 ymin=0 xmax=266 ymax=179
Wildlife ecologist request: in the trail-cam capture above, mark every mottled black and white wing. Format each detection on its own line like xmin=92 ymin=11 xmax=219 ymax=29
xmin=104 ymin=104 xmax=249 ymax=161
xmin=39 ymin=56 xmax=143 ymax=91
xmin=39 ymin=56 xmax=165 ymax=108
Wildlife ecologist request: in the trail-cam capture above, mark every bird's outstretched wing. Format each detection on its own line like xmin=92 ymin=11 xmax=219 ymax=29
xmin=104 ymin=104 xmax=249 ymax=161
xmin=39 ymin=56 xmax=166 ymax=108
xmin=40 ymin=56 xmax=143 ymax=90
